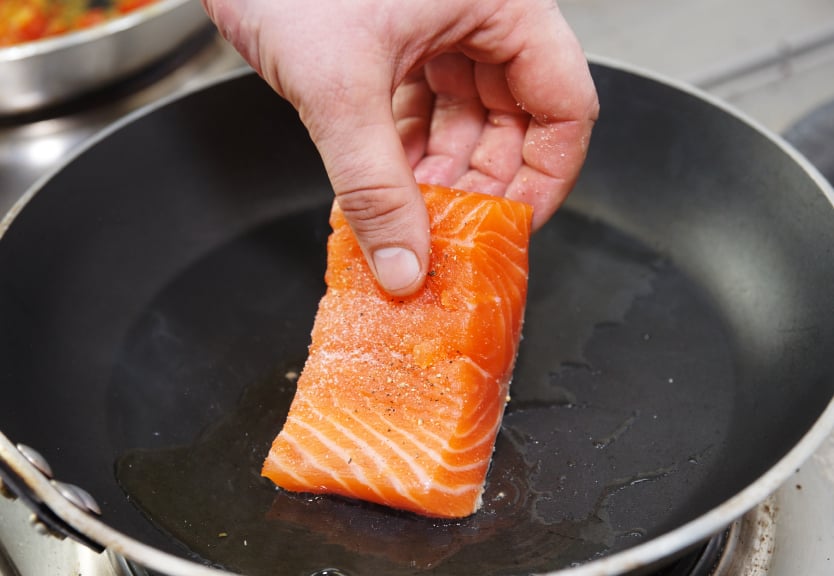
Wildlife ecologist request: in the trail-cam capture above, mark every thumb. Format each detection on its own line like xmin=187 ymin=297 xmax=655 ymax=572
xmin=304 ymin=91 xmax=430 ymax=297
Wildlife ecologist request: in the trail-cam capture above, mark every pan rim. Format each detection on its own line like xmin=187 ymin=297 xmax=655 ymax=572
xmin=1 ymin=58 xmax=833 ymax=576
xmin=587 ymin=54 xmax=834 ymax=210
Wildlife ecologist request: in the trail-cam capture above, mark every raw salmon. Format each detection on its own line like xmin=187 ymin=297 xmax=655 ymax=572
xmin=262 ymin=183 xmax=533 ymax=518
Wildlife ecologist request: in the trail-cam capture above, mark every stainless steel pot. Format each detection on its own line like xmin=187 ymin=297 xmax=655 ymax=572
xmin=0 ymin=0 xmax=211 ymax=116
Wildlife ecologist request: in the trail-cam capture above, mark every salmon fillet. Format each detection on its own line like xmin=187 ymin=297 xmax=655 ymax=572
xmin=262 ymin=183 xmax=533 ymax=518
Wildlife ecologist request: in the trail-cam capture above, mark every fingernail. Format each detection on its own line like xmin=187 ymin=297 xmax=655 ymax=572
xmin=372 ymin=247 xmax=421 ymax=294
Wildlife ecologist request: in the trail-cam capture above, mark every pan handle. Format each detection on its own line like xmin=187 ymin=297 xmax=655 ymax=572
xmin=0 ymin=434 xmax=104 ymax=553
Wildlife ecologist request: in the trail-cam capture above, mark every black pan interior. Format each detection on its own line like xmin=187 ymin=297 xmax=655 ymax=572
xmin=0 ymin=66 xmax=833 ymax=576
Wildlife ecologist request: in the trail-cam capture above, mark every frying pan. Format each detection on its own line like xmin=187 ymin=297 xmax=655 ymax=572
xmin=0 ymin=0 xmax=211 ymax=116
xmin=1 ymin=59 xmax=833 ymax=576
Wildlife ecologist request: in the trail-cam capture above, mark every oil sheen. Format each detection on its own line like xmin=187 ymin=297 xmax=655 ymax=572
xmin=113 ymin=206 xmax=735 ymax=576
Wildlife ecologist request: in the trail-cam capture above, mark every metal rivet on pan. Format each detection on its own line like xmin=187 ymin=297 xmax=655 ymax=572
xmin=70 ymin=483 xmax=102 ymax=516
xmin=51 ymin=481 xmax=102 ymax=516
xmin=0 ymin=477 xmax=16 ymax=500
xmin=29 ymin=513 xmax=48 ymax=534
xmin=16 ymin=443 xmax=54 ymax=478
xmin=28 ymin=513 xmax=66 ymax=540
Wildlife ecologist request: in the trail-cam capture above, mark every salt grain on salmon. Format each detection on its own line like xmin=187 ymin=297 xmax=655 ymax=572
xmin=261 ymin=183 xmax=533 ymax=518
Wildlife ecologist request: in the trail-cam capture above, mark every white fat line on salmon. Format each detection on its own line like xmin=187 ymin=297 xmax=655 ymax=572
xmin=268 ymin=429 xmax=354 ymax=494
xmin=434 ymin=201 xmax=493 ymax=239
xmin=497 ymin=204 xmax=532 ymax=236
xmin=457 ymin=354 xmax=494 ymax=384
xmin=477 ymin=217 xmax=529 ymax=248
xmin=443 ymin=199 xmax=529 ymax=249
xmin=284 ymin=415 xmax=391 ymax=502
xmin=301 ymin=398 xmax=417 ymax=502
xmin=478 ymin=241 xmax=529 ymax=280
xmin=424 ymin=480 xmax=485 ymax=498
xmin=366 ymin=411 xmax=486 ymax=475
xmin=316 ymin=404 xmax=483 ymax=500
xmin=264 ymin=449 xmax=312 ymax=487
xmin=472 ymin=263 xmax=513 ymax=336
xmin=449 ymin=406 xmax=504 ymax=450
xmin=334 ymin=405 xmax=436 ymax=491
xmin=430 ymin=193 xmax=489 ymax=230
xmin=421 ymin=408 xmax=502 ymax=458
xmin=473 ymin=261 xmax=521 ymax=346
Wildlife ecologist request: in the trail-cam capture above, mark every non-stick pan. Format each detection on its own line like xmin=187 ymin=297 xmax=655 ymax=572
xmin=1 ymin=59 xmax=833 ymax=576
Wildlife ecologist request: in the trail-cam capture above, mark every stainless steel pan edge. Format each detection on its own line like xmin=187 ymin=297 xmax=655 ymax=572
xmin=0 ymin=431 xmax=234 ymax=576
xmin=0 ymin=0 xmax=211 ymax=115
xmin=1 ymin=59 xmax=833 ymax=576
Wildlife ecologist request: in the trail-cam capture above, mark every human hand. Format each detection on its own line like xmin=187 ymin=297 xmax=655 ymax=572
xmin=201 ymin=0 xmax=598 ymax=295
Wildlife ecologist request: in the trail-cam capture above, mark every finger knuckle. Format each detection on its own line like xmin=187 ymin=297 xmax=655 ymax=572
xmin=336 ymin=185 xmax=412 ymax=235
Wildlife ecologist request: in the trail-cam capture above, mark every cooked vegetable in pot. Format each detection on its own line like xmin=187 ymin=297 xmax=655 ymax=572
xmin=0 ymin=0 xmax=158 ymax=47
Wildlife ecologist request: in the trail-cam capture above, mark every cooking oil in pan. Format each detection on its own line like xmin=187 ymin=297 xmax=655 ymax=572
xmin=113 ymin=207 xmax=735 ymax=576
